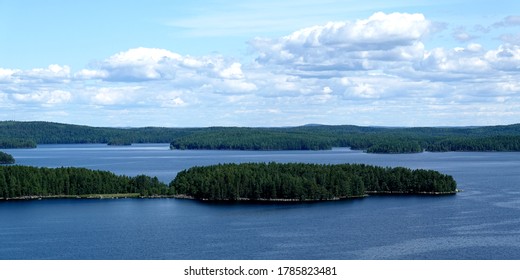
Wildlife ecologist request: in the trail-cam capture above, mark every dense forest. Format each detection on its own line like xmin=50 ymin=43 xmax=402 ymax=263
xmin=171 ymin=162 xmax=457 ymax=201
xmin=0 ymin=121 xmax=197 ymax=145
xmin=0 ymin=166 xmax=169 ymax=199
xmin=2 ymin=121 xmax=520 ymax=153
xmin=0 ymin=152 xmax=15 ymax=164
xmin=0 ymin=139 xmax=37 ymax=149
xmin=169 ymin=125 xmax=520 ymax=153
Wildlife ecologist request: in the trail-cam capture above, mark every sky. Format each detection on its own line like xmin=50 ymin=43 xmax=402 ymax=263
xmin=1 ymin=0 xmax=520 ymax=127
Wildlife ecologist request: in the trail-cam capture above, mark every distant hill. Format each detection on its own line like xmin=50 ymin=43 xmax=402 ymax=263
xmin=0 ymin=121 xmax=198 ymax=146
xmin=1 ymin=121 xmax=520 ymax=153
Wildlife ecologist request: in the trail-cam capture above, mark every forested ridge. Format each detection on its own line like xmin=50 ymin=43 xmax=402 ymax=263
xmin=171 ymin=162 xmax=457 ymax=201
xmin=169 ymin=124 xmax=520 ymax=153
xmin=2 ymin=121 xmax=520 ymax=153
xmin=0 ymin=166 xmax=170 ymax=199
xmin=0 ymin=121 xmax=198 ymax=146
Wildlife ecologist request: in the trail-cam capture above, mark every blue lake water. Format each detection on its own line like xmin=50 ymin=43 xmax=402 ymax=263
xmin=1 ymin=144 xmax=520 ymax=259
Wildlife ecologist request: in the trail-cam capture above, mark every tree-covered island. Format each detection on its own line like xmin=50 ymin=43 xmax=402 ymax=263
xmin=0 ymin=166 xmax=170 ymax=200
xmin=0 ymin=152 xmax=15 ymax=164
xmin=171 ymin=162 xmax=457 ymax=201
xmin=1 ymin=162 xmax=457 ymax=202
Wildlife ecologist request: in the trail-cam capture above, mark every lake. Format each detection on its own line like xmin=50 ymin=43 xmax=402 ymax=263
xmin=1 ymin=144 xmax=520 ymax=259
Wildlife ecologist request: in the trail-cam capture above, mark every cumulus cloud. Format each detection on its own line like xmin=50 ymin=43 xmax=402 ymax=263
xmin=0 ymin=68 xmax=20 ymax=83
xmin=95 ymin=47 xmax=181 ymax=81
xmin=89 ymin=47 xmax=250 ymax=83
xmin=11 ymin=90 xmax=72 ymax=105
xmin=74 ymin=69 xmax=108 ymax=80
xmin=418 ymin=45 xmax=489 ymax=73
xmin=251 ymin=12 xmax=430 ymax=69
xmin=2 ymin=12 xmax=520 ymax=127
xmin=23 ymin=65 xmax=71 ymax=82
xmin=86 ymin=86 xmax=143 ymax=106
xmin=485 ymin=44 xmax=520 ymax=71
xmin=0 ymin=65 xmax=72 ymax=84
xmin=219 ymin=62 xmax=245 ymax=79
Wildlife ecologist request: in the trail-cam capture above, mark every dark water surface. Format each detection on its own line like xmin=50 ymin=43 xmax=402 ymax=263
xmin=1 ymin=144 xmax=520 ymax=259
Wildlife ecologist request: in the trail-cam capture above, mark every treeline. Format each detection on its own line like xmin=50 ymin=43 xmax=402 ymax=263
xmin=0 ymin=121 xmax=197 ymax=145
xmin=0 ymin=163 xmax=457 ymax=202
xmin=3 ymin=121 xmax=520 ymax=153
xmin=170 ymin=125 xmax=520 ymax=153
xmin=169 ymin=127 xmax=335 ymax=150
xmin=0 ymin=152 xmax=15 ymax=164
xmin=424 ymin=136 xmax=520 ymax=152
xmin=107 ymin=139 xmax=132 ymax=146
xmin=170 ymin=163 xmax=457 ymax=201
xmin=0 ymin=166 xmax=169 ymax=199
xmin=0 ymin=139 xmax=37 ymax=149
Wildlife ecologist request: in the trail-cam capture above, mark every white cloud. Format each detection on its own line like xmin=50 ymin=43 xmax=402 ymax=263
xmin=485 ymin=44 xmax=520 ymax=71
xmin=87 ymin=86 xmax=142 ymax=106
xmin=285 ymin=12 xmax=429 ymax=49
xmin=0 ymin=68 xmax=20 ymax=82
xmin=26 ymin=65 xmax=71 ymax=80
xmin=219 ymin=62 xmax=244 ymax=79
xmin=74 ymin=69 xmax=108 ymax=80
xmin=90 ymin=47 xmax=250 ymax=83
xmin=3 ymin=12 xmax=520 ymax=127
xmin=322 ymin=86 xmax=332 ymax=94
xmin=11 ymin=90 xmax=71 ymax=105
xmin=252 ymin=12 xmax=430 ymax=68
xmin=97 ymin=47 xmax=181 ymax=81
xmin=419 ymin=46 xmax=489 ymax=73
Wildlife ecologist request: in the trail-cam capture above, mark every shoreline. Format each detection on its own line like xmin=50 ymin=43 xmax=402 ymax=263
xmin=0 ymin=193 xmax=176 ymax=201
xmin=172 ymin=190 xmax=458 ymax=203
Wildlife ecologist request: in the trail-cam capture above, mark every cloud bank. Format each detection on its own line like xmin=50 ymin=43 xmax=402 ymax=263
xmin=1 ymin=12 xmax=519 ymax=127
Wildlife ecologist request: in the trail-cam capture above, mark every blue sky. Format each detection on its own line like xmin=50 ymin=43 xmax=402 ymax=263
xmin=1 ymin=0 xmax=519 ymax=127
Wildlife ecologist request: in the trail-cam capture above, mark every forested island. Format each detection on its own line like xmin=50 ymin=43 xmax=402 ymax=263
xmin=0 ymin=152 xmax=15 ymax=164
xmin=2 ymin=121 xmax=520 ymax=153
xmin=0 ymin=162 xmax=457 ymax=202
xmin=171 ymin=163 xmax=457 ymax=201
xmin=0 ymin=166 xmax=170 ymax=200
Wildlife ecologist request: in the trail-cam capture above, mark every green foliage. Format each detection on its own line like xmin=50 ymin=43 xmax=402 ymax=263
xmin=170 ymin=124 xmax=520 ymax=153
xmin=170 ymin=162 xmax=457 ymax=201
xmin=2 ymin=121 xmax=520 ymax=153
xmin=170 ymin=127 xmax=335 ymax=150
xmin=0 ymin=166 xmax=169 ymax=199
xmin=0 ymin=121 xmax=198 ymax=145
xmin=0 ymin=152 xmax=15 ymax=164
xmin=0 ymin=139 xmax=37 ymax=149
